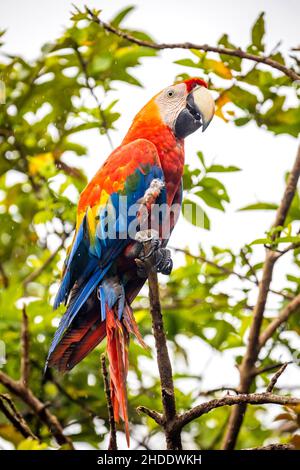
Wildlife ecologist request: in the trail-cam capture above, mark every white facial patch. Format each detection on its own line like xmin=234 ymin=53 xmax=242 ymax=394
xmin=155 ymin=82 xmax=187 ymax=129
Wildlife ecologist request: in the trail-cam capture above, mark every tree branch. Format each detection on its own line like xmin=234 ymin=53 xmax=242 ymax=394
xmin=101 ymin=354 xmax=117 ymax=450
xmin=170 ymin=246 xmax=294 ymax=301
xmin=85 ymin=7 xmax=300 ymax=82
xmin=259 ymin=293 xmax=300 ymax=348
xmin=0 ymin=393 xmax=38 ymax=440
xmin=244 ymin=443 xmax=295 ymax=450
xmin=0 ymin=315 xmax=73 ymax=448
xmin=136 ymin=406 xmax=163 ymax=425
xmin=73 ymin=43 xmax=113 ymax=149
xmin=222 ymin=145 xmax=300 ymax=450
xmin=176 ymin=393 xmax=300 ymax=430
xmin=142 ymin=237 xmax=181 ymax=450
xmin=23 ymin=237 xmax=66 ymax=289
xmin=20 ymin=307 xmax=30 ymax=388
xmin=266 ymin=363 xmax=289 ymax=393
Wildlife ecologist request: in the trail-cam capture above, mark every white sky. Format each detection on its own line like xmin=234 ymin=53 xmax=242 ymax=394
xmin=1 ymin=0 xmax=300 ymax=449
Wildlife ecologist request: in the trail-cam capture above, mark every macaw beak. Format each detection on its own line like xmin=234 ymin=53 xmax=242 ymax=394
xmin=174 ymin=86 xmax=215 ymax=139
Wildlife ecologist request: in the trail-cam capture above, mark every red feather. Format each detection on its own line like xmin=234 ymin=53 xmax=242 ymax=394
xmin=183 ymin=77 xmax=208 ymax=92
xmin=106 ymin=307 xmax=130 ymax=446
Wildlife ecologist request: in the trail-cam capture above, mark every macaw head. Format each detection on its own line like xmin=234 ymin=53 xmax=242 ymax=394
xmin=155 ymin=78 xmax=215 ymax=139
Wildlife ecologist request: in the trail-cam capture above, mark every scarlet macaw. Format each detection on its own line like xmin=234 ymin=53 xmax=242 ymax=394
xmin=46 ymin=78 xmax=214 ymax=443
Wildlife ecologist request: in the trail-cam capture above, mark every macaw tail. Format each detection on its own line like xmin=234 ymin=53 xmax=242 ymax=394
xmin=47 ymin=281 xmax=146 ymax=447
xmin=106 ymin=306 xmax=130 ymax=445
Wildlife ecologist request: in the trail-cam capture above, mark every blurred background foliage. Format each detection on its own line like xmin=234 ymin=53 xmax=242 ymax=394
xmin=0 ymin=6 xmax=299 ymax=450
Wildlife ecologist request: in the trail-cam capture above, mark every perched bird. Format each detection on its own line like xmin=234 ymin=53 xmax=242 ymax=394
xmin=46 ymin=78 xmax=214 ymax=443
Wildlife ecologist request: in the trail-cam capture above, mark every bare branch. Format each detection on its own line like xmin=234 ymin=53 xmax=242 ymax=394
xmin=244 ymin=443 xmax=295 ymax=450
xmin=0 ymin=370 xmax=73 ymax=448
xmin=101 ymin=354 xmax=117 ymax=450
xmin=199 ymin=387 xmax=239 ymax=397
xmin=136 ymin=406 xmax=163 ymax=425
xmin=254 ymin=361 xmax=292 ymax=377
xmin=0 ymin=393 xmax=37 ymax=440
xmin=73 ymin=43 xmax=113 ymax=149
xmin=55 ymin=160 xmax=86 ymax=181
xmin=222 ymin=145 xmax=300 ymax=450
xmin=176 ymin=393 xmax=300 ymax=430
xmin=266 ymin=363 xmax=289 ymax=393
xmin=0 ymin=317 xmax=74 ymax=448
xmin=142 ymin=237 xmax=181 ymax=450
xmin=259 ymin=293 xmax=300 ymax=348
xmin=20 ymin=307 xmax=30 ymax=388
xmin=85 ymin=7 xmax=300 ymax=82
xmin=23 ymin=237 xmax=65 ymax=288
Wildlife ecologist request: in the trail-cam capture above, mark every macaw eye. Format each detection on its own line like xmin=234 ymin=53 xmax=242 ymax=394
xmin=167 ymin=89 xmax=175 ymax=98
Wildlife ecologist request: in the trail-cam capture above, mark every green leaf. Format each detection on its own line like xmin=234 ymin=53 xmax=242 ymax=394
xmin=239 ymin=202 xmax=278 ymax=211
xmin=250 ymin=12 xmax=265 ymax=53
xmin=90 ymin=54 xmax=113 ymax=73
xmin=182 ymin=198 xmax=210 ymax=229
xmin=111 ymin=6 xmax=135 ymax=27
xmin=218 ymin=34 xmax=242 ymax=71
xmin=227 ymin=86 xmax=258 ymax=112
xmin=207 ymin=164 xmax=241 ymax=173
xmin=196 ymin=190 xmax=225 ymax=211
xmin=250 ymin=238 xmax=270 ymax=246
xmin=197 ymin=151 xmax=206 ymax=168
xmin=174 ymin=58 xmax=199 ymax=69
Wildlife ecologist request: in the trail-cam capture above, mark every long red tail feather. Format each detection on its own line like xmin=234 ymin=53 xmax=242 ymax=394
xmin=106 ymin=306 xmax=130 ymax=446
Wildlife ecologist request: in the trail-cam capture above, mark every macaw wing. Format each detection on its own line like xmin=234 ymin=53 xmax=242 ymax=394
xmin=49 ymin=138 xmax=165 ymax=354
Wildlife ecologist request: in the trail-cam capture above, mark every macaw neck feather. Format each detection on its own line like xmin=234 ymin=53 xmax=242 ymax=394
xmin=123 ymin=100 xmax=185 ymax=204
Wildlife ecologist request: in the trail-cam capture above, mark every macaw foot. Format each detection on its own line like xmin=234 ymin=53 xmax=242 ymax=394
xmin=134 ymin=229 xmax=173 ymax=277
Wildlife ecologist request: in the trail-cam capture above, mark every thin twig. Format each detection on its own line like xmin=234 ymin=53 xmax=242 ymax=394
xmin=23 ymin=237 xmax=66 ymax=288
xmin=136 ymin=406 xmax=163 ymax=425
xmin=259 ymin=293 xmax=300 ymax=348
xmin=101 ymin=354 xmax=117 ymax=450
xmin=199 ymin=387 xmax=239 ymax=397
xmin=266 ymin=363 xmax=289 ymax=393
xmin=20 ymin=307 xmax=30 ymax=388
xmin=84 ymin=7 xmax=300 ymax=82
xmin=73 ymin=44 xmax=113 ymax=149
xmin=171 ymin=246 xmax=294 ymax=301
xmin=254 ymin=361 xmax=292 ymax=377
xmin=240 ymin=248 xmax=259 ymax=283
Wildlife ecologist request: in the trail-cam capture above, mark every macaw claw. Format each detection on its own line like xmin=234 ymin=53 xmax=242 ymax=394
xmin=135 ymin=230 xmax=173 ymax=277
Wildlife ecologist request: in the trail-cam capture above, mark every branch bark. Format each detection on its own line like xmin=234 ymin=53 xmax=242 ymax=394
xmin=140 ymin=238 xmax=181 ymax=450
xmin=0 ymin=393 xmax=38 ymax=440
xmin=259 ymin=293 xmax=300 ymax=348
xmin=222 ymin=145 xmax=300 ymax=450
xmin=20 ymin=307 xmax=30 ymax=388
xmin=176 ymin=392 xmax=300 ymax=430
xmin=85 ymin=7 xmax=300 ymax=82
xmin=101 ymin=354 xmax=117 ymax=450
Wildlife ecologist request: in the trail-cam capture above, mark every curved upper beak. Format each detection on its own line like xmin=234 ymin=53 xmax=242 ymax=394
xmin=174 ymin=86 xmax=215 ymax=139
xmin=191 ymin=86 xmax=215 ymax=132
